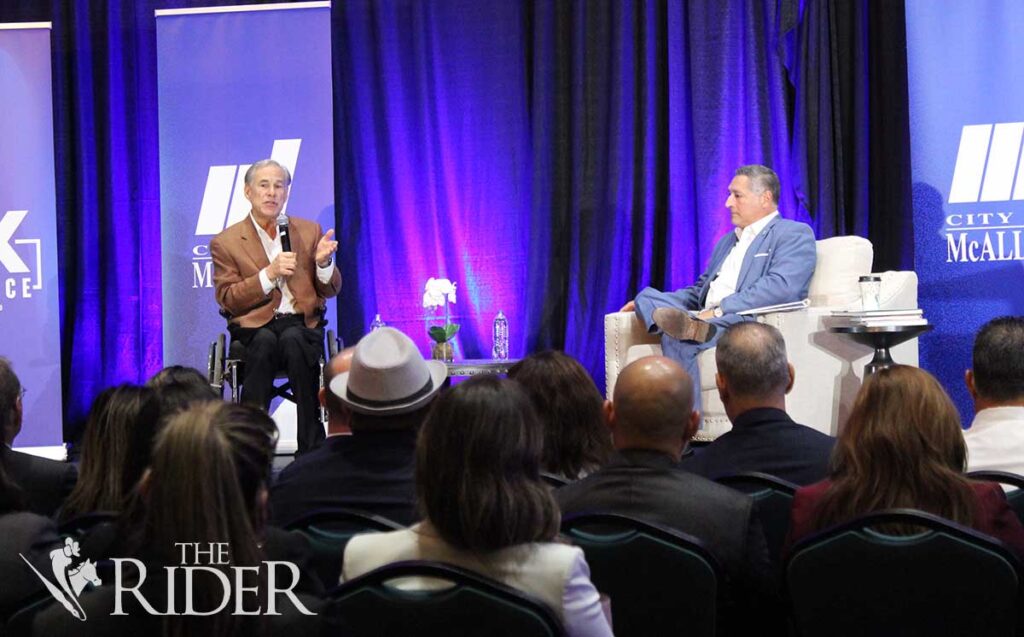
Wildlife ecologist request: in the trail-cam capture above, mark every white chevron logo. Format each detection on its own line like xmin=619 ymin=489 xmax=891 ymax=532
xmin=948 ymin=123 xmax=1024 ymax=204
xmin=193 ymin=139 xmax=301 ymax=235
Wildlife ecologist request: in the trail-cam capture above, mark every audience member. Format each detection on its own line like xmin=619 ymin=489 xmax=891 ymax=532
xmin=270 ymin=328 xmax=446 ymax=527
xmin=557 ymin=356 xmax=770 ymax=630
xmin=145 ymin=364 xmax=212 ymax=389
xmin=34 ymin=401 xmax=321 ymax=635
xmin=555 ymin=356 xmax=773 ymax=634
xmin=508 ymin=350 xmax=612 ymax=480
xmin=65 ymin=378 xmax=227 ymax=561
xmin=0 ymin=451 xmax=62 ymax=620
xmin=0 ymin=357 xmax=77 ymax=517
xmin=121 ymin=377 xmax=222 ymax=502
xmin=342 ymin=375 xmax=613 ymax=637
xmin=964 ymin=316 xmax=1024 ymax=477
xmin=59 ymin=384 xmax=153 ymax=522
xmin=681 ymin=322 xmax=834 ymax=485
xmin=787 ymin=365 xmax=1024 ymax=559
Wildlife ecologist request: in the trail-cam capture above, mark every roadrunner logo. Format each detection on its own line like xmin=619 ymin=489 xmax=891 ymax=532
xmin=20 ymin=537 xmax=101 ymax=621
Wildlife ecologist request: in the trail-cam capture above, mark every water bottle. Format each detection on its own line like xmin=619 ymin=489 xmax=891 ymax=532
xmin=492 ymin=311 xmax=509 ymax=360
xmin=370 ymin=313 xmax=386 ymax=331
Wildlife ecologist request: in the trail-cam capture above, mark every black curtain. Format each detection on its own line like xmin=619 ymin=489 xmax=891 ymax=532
xmin=0 ymin=0 xmax=915 ymax=425
xmin=792 ymin=0 xmax=914 ymax=271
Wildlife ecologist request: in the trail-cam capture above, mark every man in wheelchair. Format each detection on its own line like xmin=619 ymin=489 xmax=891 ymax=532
xmin=210 ymin=158 xmax=341 ymax=453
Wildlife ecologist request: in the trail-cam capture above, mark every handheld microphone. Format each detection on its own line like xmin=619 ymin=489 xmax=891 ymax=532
xmin=276 ymin=212 xmax=291 ymax=252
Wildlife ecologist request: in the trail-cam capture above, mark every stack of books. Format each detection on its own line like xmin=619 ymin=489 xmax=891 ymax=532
xmin=829 ymin=309 xmax=928 ymax=327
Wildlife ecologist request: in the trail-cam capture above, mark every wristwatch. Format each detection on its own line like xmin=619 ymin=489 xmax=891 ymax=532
xmin=713 ymin=306 xmax=724 ymax=318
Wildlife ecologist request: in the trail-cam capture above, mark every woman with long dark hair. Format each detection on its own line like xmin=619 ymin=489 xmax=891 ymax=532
xmin=786 ymin=365 xmax=1024 ymax=556
xmin=508 ymin=351 xmax=612 ymax=480
xmin=34 ymin=401 xmax=320 ymax=636
xmin=342 ymin=375 xmax=612 ymax=636
xmin=60 ymin=384 xmax=153 ymax=522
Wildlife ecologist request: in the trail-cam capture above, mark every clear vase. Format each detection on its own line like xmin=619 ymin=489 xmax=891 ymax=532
xmin=431 ymin=341 xmax=454 ymax=362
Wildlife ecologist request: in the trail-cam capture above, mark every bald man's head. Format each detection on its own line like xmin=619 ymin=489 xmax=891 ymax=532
xmin=322 ymin=347 xmax=356 ymax=432
xmin=610 ymin=356 xmax=697 ymax=451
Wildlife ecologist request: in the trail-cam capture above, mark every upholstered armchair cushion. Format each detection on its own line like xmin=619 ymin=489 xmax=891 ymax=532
xmin=807 ymin=236 xmax=873 ymax=306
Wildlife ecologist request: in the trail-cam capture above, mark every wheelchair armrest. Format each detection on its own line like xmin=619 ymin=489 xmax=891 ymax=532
xmin=327 ymin=329 xmax=340 ymax=358
xmin=209 ymin=333 xmax=226 ymax=390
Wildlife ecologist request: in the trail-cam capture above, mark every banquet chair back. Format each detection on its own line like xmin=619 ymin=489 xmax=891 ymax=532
xmin=786 ymin=509 xmax=1022 ymax=637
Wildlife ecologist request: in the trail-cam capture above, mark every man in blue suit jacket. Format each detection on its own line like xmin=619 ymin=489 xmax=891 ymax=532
xmin=622 ymin=165 xmax=816 ymax=409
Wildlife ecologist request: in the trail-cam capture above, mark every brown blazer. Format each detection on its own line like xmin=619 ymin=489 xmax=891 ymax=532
xmin=210 ymin=215 xmax=342 ymax=329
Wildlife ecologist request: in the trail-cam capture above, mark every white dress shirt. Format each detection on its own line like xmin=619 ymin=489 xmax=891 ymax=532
xmin=705 ymin=210 xmax=779 ymax=310
xmin=250 ymin=213 xmax=334 ymax=314
xmin=964 ymin=406 xmax=1024 ymax=480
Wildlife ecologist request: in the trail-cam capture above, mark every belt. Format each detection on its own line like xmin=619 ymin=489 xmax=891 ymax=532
xmin=273 ymin=311 xmax=301 ymax=320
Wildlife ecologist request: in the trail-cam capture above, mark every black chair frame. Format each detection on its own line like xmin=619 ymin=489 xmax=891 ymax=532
xmin=285 ymin=507 xmax=405 ymax=591
xmin=785 ymin=508 xmax=1024 ymax=637
xmin=715 ymin=471 xmax=798 ymax=568
xmin=561 ymin=512 xmax=722 ymax=637
xmin=325 ymin=559 xmax=565 ymax=637
xmin=539 ymin=471 xmax=570 ymax=488
xmin=283 ymin=506 xmax=406 ymax=534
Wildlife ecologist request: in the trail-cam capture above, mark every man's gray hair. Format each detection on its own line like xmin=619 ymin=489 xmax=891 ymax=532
xmin=244 ymin=159 xmax=292 ymax=186
xmin=0 ymin=357 xmax=21 ymax=430
xmin=735 ymin=164 xmax=780 ymax=205
xmin=715 ymin=322 xmax=789 ymax=398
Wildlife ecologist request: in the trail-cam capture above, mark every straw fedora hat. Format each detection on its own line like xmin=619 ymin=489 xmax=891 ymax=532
xmin=329 ymin=327 xmax=448 ymax=415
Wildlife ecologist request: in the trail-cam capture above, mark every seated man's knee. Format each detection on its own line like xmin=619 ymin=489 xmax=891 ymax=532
xmin=279 ymin=327 xmax=317 ymax=362
xmin=245 ymin=328 xmax=279 ymax=356
xmin=635 ymin=286 xmax=660 ymax=302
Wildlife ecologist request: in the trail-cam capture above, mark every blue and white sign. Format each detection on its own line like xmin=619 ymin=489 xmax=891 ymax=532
xmin=906 ymin=0 xmax=1024 ymax=421
xmin=0 ymin=23 xmax=63 ymax=448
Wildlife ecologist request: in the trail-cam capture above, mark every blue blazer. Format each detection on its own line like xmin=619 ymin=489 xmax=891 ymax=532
xmin=669 ymin=215 xmax=817 ymax=315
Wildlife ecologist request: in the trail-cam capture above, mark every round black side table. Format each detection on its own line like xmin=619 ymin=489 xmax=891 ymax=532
xmin=828 ymin=324 xmax=934 ymax=376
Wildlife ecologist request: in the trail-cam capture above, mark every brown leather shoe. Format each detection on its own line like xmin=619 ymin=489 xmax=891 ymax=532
xmin=652 ymin=307 xmax=716 ymax=343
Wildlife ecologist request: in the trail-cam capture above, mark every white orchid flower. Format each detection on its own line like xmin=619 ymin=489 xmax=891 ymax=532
xmin=425 ymin=278 xmax=454 ymax=311
xmin=423 ymin=277 xmax=456 ymax=308
xmin=423 ymin=290 xmax=443 ymax=309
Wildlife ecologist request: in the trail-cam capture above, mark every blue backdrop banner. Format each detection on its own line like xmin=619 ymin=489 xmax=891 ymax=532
xmin=906 ymin=0 xmax=1024 ymax=422
xmin=0 ymin=24 xmax=64 ymax=449
xmin=156 ymin=4 xmax=334 ymax=380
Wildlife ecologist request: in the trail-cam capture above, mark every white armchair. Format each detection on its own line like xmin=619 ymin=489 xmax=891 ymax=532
xmin=604 ymin=236 xmax=919 ymax=441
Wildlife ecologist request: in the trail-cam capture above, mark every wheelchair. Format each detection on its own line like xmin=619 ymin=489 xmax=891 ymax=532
xmin=207 ymin=313 xmax=341 ymax=427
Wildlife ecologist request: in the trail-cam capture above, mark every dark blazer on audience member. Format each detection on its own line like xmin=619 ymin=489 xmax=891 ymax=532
xmin=786 ymin=479 xmax=1024 ymax=559
xmin=269 ymin=430 xmax=418 ymax=527
xmin=680 ymin=407 xmax=835 ymax=486
xmin=3 ymin=447 xmax=78 ymax=517
xmin=555 ymin=449 xmax=773 ymax=599
xmin=0 ymin=511 xmax=62 ymax=619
